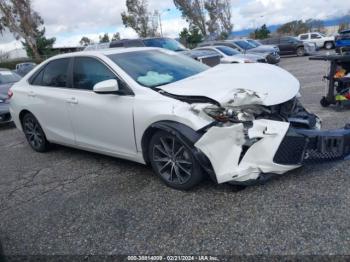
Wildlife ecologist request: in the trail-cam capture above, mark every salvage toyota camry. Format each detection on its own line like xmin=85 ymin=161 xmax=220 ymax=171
xmin=9 ymin=48 xmax=350 ymax=190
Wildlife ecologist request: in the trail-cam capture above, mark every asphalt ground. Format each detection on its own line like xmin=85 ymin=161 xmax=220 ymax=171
xmin=1 ymin=51 xmax=350 ymax=257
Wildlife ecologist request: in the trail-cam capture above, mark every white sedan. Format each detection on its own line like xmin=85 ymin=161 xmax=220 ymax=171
xmin=9 ymin=48 xmax=350 ymax=190
xmin=195 ymin=45 xmax=267 ymax=64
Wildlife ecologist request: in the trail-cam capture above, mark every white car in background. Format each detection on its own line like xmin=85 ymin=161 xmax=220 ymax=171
xmin=298 ymin=32 xmax=335 ymax=50
xmin=195 ymin=45 xmax=267 ymax=64
xmin=9 ymin=48 xmax=350 ymax=190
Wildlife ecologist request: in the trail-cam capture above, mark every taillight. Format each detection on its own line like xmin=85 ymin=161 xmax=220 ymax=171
xmin=7 ymin=89 xmax=13 ymax=99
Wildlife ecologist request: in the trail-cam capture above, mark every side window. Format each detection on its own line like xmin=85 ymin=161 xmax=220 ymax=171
xmin=32 ymin=58 xmax=69 ymax=87
xmin=73 ymin=57 xmax=117 ymax=90
xmin=31 ymin=70 xmax=44 ymax=86
xmin=311 ymin=33 xmax=321 ymax=39
xmin=300 ymin=34 xmax=308 ymax=40
xmin=280 ymin=38 xmax=291 ymax=44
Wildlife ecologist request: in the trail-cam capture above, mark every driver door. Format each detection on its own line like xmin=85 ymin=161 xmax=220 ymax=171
xmin=67 ymin=56 xmax=137 ymax=157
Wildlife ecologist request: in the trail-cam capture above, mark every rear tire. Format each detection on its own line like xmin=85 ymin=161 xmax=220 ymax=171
xmin=148 ymin=131 xmax=204 ymax=190
xmin=22 ymin=113 xmax=50 ymax=152
xmin=296 ymin=47 xmax=305 ymax=57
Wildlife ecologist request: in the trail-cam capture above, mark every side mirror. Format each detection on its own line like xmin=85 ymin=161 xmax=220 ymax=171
xmin=93 ymin=79 xmax=119 ymax=94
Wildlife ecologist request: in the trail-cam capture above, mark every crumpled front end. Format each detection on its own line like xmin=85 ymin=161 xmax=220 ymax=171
xmin=189 ymin=92 xmax=350 ymax=185
xmin=195 ymin=119 xmax=297 ymax=184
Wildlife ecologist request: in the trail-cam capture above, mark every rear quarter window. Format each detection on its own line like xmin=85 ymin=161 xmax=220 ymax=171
xmin=30 ymin=58 xmax=70 ymax=88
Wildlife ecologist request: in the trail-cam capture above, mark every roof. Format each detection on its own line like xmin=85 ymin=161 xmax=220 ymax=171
xmin=340 ymin=30 xmax=350 ymax=34
xmin=46 ymin=47 xmax=161 ymax=60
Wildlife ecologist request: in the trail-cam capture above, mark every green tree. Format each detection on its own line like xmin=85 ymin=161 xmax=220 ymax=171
xmin=218 ymin=31 xmax=229 ymax=40
xmin=99 ymin=33 xmax=110 ymax=43
xmin=174 ymin=0 xmax=233 ymax=38
xmin=277 ymin=20 xmax=308 ymax=36
xmin=0 ymin=0 xmax=44 ymax=60
xmin=174 ymin=0 xmax=207 ymax=36
xmin=252 ymin=24 xmax=270 ymax=39
xmin=111 ymin=32 xmax=120 ymax=41
xmin=121 ymin=0 xmax=158 ymax=38
xmin=22 ymin=28 xmax=56 ymax=60
xmin=179 ymin=26 xmax=203 ymax=48
xmin=79 ymin=36 xmax=93 ymax=46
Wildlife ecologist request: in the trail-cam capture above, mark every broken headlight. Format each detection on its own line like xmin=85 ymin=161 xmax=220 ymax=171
xmin=203 ymin=105 xmax=270 ymax=123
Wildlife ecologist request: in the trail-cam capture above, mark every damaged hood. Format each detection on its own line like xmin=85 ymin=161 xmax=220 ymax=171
xmin=159 ymin=63 xmax=300 ymax=106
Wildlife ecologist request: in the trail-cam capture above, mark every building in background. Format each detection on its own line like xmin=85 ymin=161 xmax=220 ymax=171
xmin=0 ymin=48 xmax=28 ymax=62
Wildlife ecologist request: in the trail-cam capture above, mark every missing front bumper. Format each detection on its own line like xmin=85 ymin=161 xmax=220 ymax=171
xmin=274 ymin=125 xmax=350 ymax=165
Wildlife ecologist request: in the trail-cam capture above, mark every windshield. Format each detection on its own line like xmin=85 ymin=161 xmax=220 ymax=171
xmin=247 ymin=40 xmax=261 ymax=47
xmin=0 ymin=71 xmax=21 ymax=84
xmin=233 ymin=40 xmax=254 ymax=50
xmin=108 ymin=50 xmax=209 ymax=88
xmin=143 ymin=38 xmax=187 ymax=52
xmin=216 ymin=46 xmax=240 ymax=56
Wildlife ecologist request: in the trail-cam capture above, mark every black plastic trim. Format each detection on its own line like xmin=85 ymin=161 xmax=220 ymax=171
xmin=274 ymin=125 xmax=350 ymax=165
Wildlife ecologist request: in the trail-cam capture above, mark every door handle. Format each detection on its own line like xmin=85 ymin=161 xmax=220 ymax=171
xmin=66 ymin=97 xmax=78 ymax=104
xmin=28 ymin=91 xmax=36 ymax=97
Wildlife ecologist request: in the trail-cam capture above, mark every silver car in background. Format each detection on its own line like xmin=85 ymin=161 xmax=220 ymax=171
xmin=195 ymin=45 xmax=268 ymax=64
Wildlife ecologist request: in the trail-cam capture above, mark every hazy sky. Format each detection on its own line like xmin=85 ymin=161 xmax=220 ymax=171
xmin=0 ymin=0 xmax=349 ymax=51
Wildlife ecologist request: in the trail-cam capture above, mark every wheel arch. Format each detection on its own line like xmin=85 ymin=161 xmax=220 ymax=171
xmin=19 ymin=109 xmax=33 ymax=127
xmin=141 ymin=121 xmax=203 ymax=164
xmin=141 ymin=120 xmax=216 ymax=182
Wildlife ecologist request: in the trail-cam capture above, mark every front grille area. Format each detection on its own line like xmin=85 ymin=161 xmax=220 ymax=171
xmin=274 ymin=134 xmax=307 ymax=165
xmin=274 ymin=129 xmax=350 ymax=165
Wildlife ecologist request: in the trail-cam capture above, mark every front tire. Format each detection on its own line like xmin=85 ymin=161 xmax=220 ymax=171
xmin=296 ymin=47 xmax=305 ymax=57
xmin=149 ymin=131 xmax=204 ymax=190
xmin=22 ymin=113 xmax=50 ymax=152
xmin=324 ymin=42 xmax=334 ymax=50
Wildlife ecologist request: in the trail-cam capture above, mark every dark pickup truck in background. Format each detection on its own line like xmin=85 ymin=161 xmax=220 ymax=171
xmin=261 ymin=36 xmax=317 ymax=56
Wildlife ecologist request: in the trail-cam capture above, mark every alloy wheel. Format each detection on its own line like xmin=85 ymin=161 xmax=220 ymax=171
xmin=325 ymin=42 xmax=333 ymax=50
xmin=152 ymin=136 xmax=193 ymax=185
xmin=297 ymin=47 xmax=305 ymax=57
xmin=23 ymin=116 xmax=45 ymax=150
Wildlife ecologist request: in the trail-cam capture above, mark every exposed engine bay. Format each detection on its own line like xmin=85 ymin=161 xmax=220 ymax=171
xmin=193 ymin=97 xmax=320 ymax=130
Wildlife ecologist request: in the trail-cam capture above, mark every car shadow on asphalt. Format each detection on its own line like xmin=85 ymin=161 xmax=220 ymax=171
xmin=46 ymin=143 xmax=250 ymax=193
xmin=0 ymin=122 xmax=15 ymax=130
xmin=0 ymin=239 xmax=5 ymax=262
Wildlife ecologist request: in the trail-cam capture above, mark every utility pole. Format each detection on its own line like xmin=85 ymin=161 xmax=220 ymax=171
xmin=158 ymin=9 xmax=171 ymax=37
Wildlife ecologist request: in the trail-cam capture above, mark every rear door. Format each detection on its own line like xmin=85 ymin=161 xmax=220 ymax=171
xmin=279 ymin=37 xmax=294 ymax=55
xmin=67 ymin=56 xmax=137 ymax=157
xmin=27 ymin=58 xmax=75 ymax=144
xmin=311 ymin=33 xmax=323 ymax=48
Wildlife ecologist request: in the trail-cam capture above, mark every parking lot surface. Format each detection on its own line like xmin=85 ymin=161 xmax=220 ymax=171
xmin=1 ymin=53 xmax=350 ymax=256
